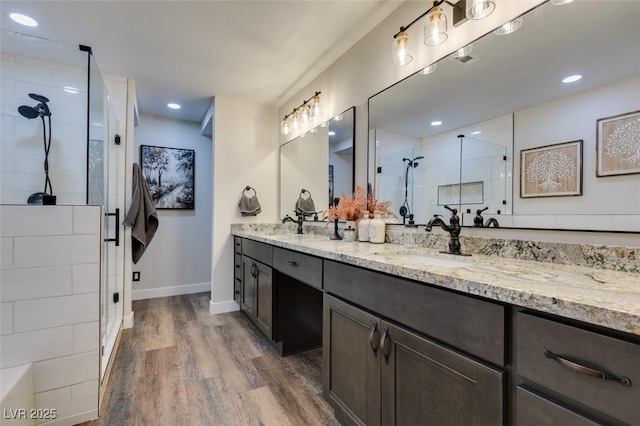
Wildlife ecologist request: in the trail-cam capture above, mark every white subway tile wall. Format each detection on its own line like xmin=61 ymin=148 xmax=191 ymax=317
xmin=1 ymin=54 xmax=88 ymax=205
xmin=0 ymin=205 xmax=101 ymax=425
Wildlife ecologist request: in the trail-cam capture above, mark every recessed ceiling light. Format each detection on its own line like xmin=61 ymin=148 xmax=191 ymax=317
xmin=333 ymin=115 xmax=343 ymax=121
xmin=63 ymin=86 xmax=79 ymax=94
xmin=562 ymin=74 xmax=582 ymax=83
xmin=431 ymin=121 xmax=442 ymax=126
xmin=471 ymin=130 xmax=482 ymax=135
xmin=167 ymin=103 xmax=181 ymax=109
xmin=10 ymin=13 xmax=38 ymax=27
xmin=422 ymin=64 xmax=437 ymax=75
xmin=494 ymin=17 xmax=523 ymax=36
xmin=328 ymin=131 xmax=336 ymax=136
xmin=551 ymin=0 xmax=574 ymax=5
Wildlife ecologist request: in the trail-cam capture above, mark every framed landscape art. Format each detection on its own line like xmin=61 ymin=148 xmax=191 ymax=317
xmin=140 ymin=145 xmax=195 ymax=209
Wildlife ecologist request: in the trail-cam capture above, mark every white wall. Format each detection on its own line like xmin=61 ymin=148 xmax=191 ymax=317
xmin=131 ymin=114 xmax=212 ymax=299
xmin=514 ymin=76 xmax=640 ymax=216
xmin=211 ymin=97 xmax=278 ymax=313
xmin=0 ymin=205 xmax=101 ymax=426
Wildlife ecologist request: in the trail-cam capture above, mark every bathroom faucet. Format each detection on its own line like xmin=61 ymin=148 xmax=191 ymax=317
xmin=282 ymin=212 xmax=305 ymax=234
xmin=425 ymin=205 xmax=469 ymax=256
xmin=473 ymin=207 xmax=500 ymax=228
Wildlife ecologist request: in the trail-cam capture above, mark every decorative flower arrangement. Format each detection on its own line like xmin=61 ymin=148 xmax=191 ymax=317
xmin=324 ymin=186 xmax=391 ymax=221
xmin=366 ymin=191 xmax=392 ymax=219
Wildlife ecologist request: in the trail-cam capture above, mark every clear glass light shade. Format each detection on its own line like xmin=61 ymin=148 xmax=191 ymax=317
xmin=281 ymin=118 xmax=291 ymax=135
xmin=392 ymin=31 xmax=413 ymax=65
xmin=300 ymin=103 xmax=311 ymax=123
xmin=494 ymin=17 xmax=523 ymax=35
xmin=291 ymin=111 xmax=300 ymax=130
xmin=466 ymin=0 xmax=495 ymax=20
xmin=451 ymin=44 xmax=473 ymax=58
xmin=311 ymin=95 xmax=323 ymax=117
xmin=424 ymin=7 xmax=448 ymax=46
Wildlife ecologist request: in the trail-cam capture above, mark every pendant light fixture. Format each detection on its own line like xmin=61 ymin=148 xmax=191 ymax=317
xmin=392 ymin=28 xmax=413 ymax=65
xmin=280 ymin=91 xmax=323 ymax=136
xmin=424 ymin=5 xmax=448 ymax=46
xmin=391 ymin=0 xmax=496 ymax=65
xmin=466 ymin=0 xmax=495 ymax=20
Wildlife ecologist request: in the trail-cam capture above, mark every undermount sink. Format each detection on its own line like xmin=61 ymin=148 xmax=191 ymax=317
xmin=374 ymin=252 xmax=468 ymax=268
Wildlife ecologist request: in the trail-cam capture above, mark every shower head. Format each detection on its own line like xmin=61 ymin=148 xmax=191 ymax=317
xmin=18 ymin=105 xmax=40 ymax=119
xmin=29 ymin=93 xmax=50 ymax=103
xmin=17 ymin=93 xmax=51 ymax=119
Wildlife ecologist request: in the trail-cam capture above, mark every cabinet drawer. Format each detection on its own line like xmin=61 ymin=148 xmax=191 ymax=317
xmin=516 ymin=387 xmax=599 ymax=426
xmin=234 ymin=253 xmax=242 ymax=280
xmin=517 ymin=312 xmax=640 ymax=425
xmin=234 ymin=236 xmax=242 ymax=253
xmin=242 ymin=239 xmax=272 ymax=266
xmin=273 ymin=247 xmax=323 ymax=290
xmin=324 ymin=260 xmax=505 ymax=366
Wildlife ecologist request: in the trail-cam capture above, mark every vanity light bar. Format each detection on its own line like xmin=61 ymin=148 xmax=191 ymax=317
xmin=392 ymin=0 xmax=496 ymax=66
xmin=281 ymin=91 xmax=322 ymax=135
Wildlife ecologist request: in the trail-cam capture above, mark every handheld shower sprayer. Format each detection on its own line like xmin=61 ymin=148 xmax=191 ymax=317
xmin=17 ymin=93 xmax=55 ymax=205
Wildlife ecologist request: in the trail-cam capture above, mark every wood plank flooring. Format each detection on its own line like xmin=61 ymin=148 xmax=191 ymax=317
xmin=81 ymin=293 xmax=337 ymax=426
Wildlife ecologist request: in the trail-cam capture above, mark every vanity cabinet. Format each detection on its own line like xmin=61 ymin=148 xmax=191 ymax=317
xmin=233 ymin=237 xmax=242 ymax=304
xmin=240 ymin=239 xmax=273 ymax=339
xmin=323 ymin=294 xmax=503 ymax=426
xmin=516 ymin=312 xmax=640 ymax=425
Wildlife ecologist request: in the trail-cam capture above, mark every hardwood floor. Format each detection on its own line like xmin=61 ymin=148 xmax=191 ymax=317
xmin=82 ymin=293 xmax=337 ymax=426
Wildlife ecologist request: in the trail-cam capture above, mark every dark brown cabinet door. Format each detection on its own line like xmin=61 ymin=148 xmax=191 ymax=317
xmin=255 ymin=260 xmax=273 ymax=340
xmin=381 ymin=321 xmax=503 ymax=426
xmin=241 ymin=256 xmax=256 ymax=318
xmin=323 ymin=295 xmax=381 ymax=426
xmin=234 ymin=253 xmax=242 ymax=304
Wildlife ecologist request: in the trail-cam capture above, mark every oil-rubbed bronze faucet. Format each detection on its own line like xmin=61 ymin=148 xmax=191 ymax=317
xmin=282 ymin=212 xmax=305 ymax=234
xmin=473 ymin=207 xmax=500 ymax=227
xmin=425 ymin=205 xmax=470 ymax=256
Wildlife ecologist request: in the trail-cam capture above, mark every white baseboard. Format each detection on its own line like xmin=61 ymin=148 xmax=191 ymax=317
xmin=123 ymin=312 xmax=134 ymax=329
xmin=132 ymin=282 xmax=211 ymax=301
xmin=209 ymin=299 xmax=240 ymax=315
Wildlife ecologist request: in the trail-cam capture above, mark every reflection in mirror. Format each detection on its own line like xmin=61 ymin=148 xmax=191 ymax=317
xmin=280 ymin=108 xmax=354 ymax=219
xmin=369 ymin=1 xmax=640 ymax=231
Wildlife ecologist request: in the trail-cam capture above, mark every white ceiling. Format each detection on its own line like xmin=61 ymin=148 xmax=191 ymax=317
xmin=1 ymin=0 xmax=403 ymax=123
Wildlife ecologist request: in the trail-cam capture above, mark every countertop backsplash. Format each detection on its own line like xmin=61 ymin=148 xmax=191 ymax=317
xmin=230 ymin=223 xmax=639 ymax=274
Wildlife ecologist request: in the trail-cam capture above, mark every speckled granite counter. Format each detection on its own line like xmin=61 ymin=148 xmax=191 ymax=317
xmin=231 ymin=227 xmax=640 ymax=336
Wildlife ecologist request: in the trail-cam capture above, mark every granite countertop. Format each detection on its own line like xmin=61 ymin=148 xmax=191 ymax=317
xmin=232 ymin=229 xmax=640 ymax=336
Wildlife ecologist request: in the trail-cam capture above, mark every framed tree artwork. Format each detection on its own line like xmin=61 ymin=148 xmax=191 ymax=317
xmin=140 ymin=145 xmax=195 ymax=209
xmin=520 ymin=140 xmax=582 ymax=198
xmin=596 ymin=110 xmax=640 ymax=177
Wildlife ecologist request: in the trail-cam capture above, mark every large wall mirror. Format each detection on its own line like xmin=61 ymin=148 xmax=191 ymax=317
xmin=369 ymin=1 xmax=639 ymax=231
xmin=280 ymin=107 xmax=354 ymax=219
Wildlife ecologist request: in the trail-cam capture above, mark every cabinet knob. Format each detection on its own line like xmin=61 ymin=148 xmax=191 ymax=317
xmin=369 ymin=323 xmax=380 ymax=355
xmin=288 ymin=260 xmax=299 ymax=267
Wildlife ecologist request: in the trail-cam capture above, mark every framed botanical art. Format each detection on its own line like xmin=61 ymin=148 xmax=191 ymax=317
xmin=596 ymin=110 xmax=640 ymax=177
xmin=520 ymin=140 xmax=583 ymax=198
xmin=140 ymin=145 xmax=195 ymax=209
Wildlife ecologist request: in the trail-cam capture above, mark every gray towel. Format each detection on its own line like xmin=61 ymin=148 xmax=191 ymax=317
xmin=295 ymin=193 xmax=316 ymax=216
xmin=239 ymin=187 xmax=262 ymax=216
xmin=123 ymin=163 xmax=159 ymax=264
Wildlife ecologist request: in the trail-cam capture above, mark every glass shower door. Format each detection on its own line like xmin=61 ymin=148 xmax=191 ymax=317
xmin=88 ymin=54 xmax=122 ymax=382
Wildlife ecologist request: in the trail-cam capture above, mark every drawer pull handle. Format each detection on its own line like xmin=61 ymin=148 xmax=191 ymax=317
xmin=288 ymin=261 xmax=299 ymax=267
xmin=369 ymin=323 xmax=379 ymax=355
xmin=544 ymin=349 xmax=631 ymax=387
xmin=381 ymin=328 xmax=391 ymax=364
